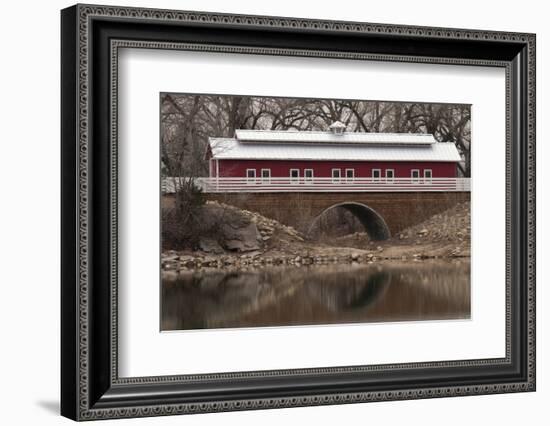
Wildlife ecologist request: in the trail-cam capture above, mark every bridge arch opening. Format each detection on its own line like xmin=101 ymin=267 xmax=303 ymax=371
xmin=307 ymin=202 xmax=391 ymax=241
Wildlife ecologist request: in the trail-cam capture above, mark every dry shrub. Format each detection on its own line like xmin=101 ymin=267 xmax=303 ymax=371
xmin=162 ymin=188 xmax=251 ymax=250
xmin=162 ymin=184 xmax=206 ymax=250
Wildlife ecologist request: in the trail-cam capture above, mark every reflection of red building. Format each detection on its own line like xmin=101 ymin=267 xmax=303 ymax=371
xmin=206 ymin=122 xmax=461 ymax=183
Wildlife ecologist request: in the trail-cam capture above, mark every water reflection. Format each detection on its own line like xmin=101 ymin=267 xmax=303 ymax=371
xmin=161 ymin=260 xmax=470 ymax=331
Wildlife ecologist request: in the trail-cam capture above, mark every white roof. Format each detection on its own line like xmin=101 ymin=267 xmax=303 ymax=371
xmin=209 ymin=131 xmax=461 ymax=163
xmin=234 ymin=129 xmax=435 ymax=145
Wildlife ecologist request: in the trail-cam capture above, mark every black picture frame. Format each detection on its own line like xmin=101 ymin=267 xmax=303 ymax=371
xmin=61 ymin=4 xmax=536 ymax=421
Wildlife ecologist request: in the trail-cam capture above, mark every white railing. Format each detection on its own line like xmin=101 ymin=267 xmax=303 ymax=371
xmin=163 ymin=177 xmax=471 ymax=193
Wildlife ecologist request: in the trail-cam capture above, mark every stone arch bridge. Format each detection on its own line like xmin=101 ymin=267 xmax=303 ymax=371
xmin=201 ymin=191 xmax=469 ymax=240
xmin=162 ymin=177 xmax=471 ymax=241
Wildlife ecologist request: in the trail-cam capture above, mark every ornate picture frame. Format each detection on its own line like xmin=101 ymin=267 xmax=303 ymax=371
xmin=61 ymin=4 xmax=535 ymax=421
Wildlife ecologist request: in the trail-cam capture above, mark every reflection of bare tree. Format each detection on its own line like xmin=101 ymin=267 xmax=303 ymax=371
xmin=163 ymin=268 xmax=389 ymax=329
xmin=161 ymin=261 xmax=471 ymax=331
xmin=303 ymin=269 xmax=390 ymax=312
xmin=161 ymin=95 xmax=472 ymax=178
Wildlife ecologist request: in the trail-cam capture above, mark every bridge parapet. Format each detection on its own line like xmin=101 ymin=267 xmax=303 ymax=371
xmin=166 ymin=177 xmax=471 ymax=193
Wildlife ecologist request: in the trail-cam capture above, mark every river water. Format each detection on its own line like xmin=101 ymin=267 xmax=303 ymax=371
xmin=161 ymin=260 xmax=470 ymax=331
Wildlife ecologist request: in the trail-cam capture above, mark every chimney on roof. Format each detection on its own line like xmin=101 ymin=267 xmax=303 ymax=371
xmin=329 ymin=121 xmax=346 ymax=135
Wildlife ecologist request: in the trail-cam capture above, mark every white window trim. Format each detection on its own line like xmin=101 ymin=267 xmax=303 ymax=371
xmin=331 ymin=168 xmax=341 ymax=183
xmin=290 ymin=168 xmax=300 ymax=184
xmin=411 ymin=169 xmax=420 ymax=183
xmin=424 ymin=169 xmax=433 ymax=183
xmin=246 ymin=168 xmax=256 ymax=184
xmin=345 ymin=168 xmax=355 ymax=182
xmin=304 ymin=168 xmax=314 ymax=183
xmin=385 ymin=169 xmax=395 ymax=183
xmin=261 ymin=168 xmax=271 ymax=183
xmin=372 ymin=168 xmax=381 ymax=182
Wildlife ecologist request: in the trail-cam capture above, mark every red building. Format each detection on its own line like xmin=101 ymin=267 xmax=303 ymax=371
xmin=206 ymin=122 xmax=461 ymax=183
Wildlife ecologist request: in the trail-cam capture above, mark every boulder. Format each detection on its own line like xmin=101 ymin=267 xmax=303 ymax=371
xmin=222 ymin=222 xmax=261 ymax=252
xmin=199 ymin=238 xmax=225 ymax=254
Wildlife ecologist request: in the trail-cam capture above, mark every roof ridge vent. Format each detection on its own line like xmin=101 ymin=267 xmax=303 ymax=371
xmin=328 ymin=121 xmax=346 ymax=135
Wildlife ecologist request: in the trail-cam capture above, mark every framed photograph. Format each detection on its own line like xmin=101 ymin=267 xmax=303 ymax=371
xmin=61 ymin=4 xmax=536 ymax=421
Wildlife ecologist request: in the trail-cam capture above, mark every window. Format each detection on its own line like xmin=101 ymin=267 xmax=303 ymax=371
xmin=424 ymin=169 xmax=432 ymax=183
xmin=261 ymin=168 xmax=271 ymax=183
xmin=372 ymin=169 xmax=381 ymax=182
xmin=411 ymin=169 xmax=420 ymax=183
xmin=246 ymin=169 xmax=256 ymax=184
xmin=385 ymin=169 xmax=395 ymax=182
xmin=290 ymin=169 xmax=300 ymax=184
xmin=331 ymin=168 xmax=341 ymax=183
xmin=304 ymin=169 xmax=314 ymax=183
xmin=345 ymin=168 xmax=355 ymax=182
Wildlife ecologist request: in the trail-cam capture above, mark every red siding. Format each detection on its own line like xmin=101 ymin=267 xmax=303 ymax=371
xmin=215 ymin=160 xmax=457 ymax=178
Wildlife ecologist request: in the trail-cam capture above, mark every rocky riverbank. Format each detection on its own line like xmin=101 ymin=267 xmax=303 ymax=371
xmin=330 ymin=200 xmax=471 ymax=259
xmin=161 ymin=200 xmax=470 ymax=273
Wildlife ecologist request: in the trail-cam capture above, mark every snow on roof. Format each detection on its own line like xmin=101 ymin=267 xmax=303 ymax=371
xmin=234 ymin=129 xmax=436 ymax=145
xmin=209 ymin=133 xmax=462 ymax=163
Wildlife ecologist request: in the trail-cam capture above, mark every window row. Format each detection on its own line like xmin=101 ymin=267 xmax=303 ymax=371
xmin=245 ymin=168 xmax=433 ymax=182
xmin=370 ymin=169 xmax=433 ymax=182
xmin=245 ymin=168 xmax=316 ymax=183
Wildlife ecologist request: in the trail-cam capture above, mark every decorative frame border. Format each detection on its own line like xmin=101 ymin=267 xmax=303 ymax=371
xmin=62 ymin=3 xmax=536 ymax=421
xmin=110 ymin=40 xmax=511 ymax=384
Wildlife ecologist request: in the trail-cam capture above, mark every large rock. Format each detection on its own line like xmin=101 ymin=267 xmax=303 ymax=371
xmin=222 ymin=222 xmax=261 ymax=252
xmin=198 ymin=238 xmax=225 ymax=254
